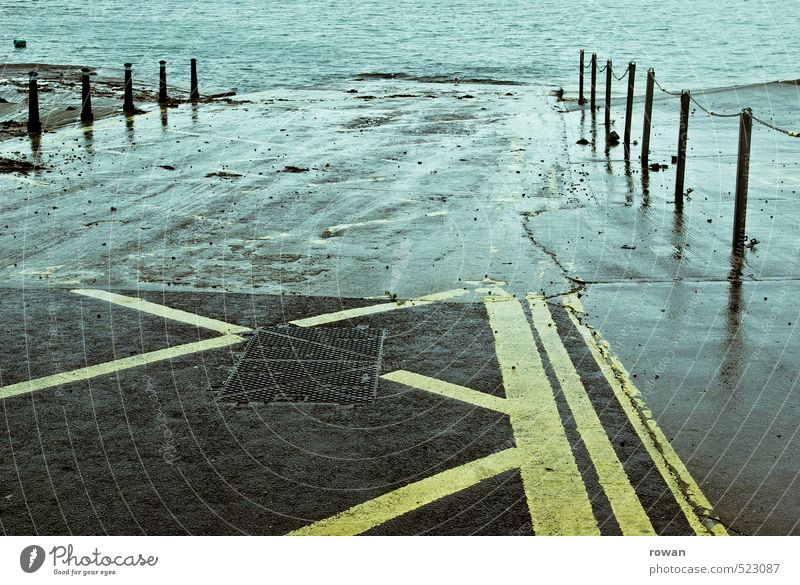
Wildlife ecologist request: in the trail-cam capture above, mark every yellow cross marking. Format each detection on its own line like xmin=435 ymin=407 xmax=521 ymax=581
xmin=0 ymin=289 xmax=252 ymax=400
xmin=0 ymin=286 xmax=726 ymax=536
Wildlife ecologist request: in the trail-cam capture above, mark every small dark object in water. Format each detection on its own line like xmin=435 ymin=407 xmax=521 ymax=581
xmin=746 ymin=238 xmax=759 ymax=249
xmin=671 ymin=154 xmax=678 ymax=164
xmin=649 ymin=163 xmax=661 ymax=171
xmin=621 ymin=244 xmax=636 ymax=250
xmin=457 ymin=94 xmax=475 ymax=99
xmin=159 ymin=164 xmax=176 ymax=171
xmin=607 ymin=130 xmax=620 ymax=144
xmin=576 ymin=138 xmax=591 ymax=145
xmin=555 ymin=88 xmax=565 ymax=100
xmin=346 ymin=89 xmax=358 ymax=93
xmin=13 ymin=39 xmax=26 ymax=48
xmin=282 ymin=165 xmax=310 ymax=173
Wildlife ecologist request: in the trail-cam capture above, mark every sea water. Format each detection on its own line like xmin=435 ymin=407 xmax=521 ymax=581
xmin=1 ymin=0 xmax=797 ymax=94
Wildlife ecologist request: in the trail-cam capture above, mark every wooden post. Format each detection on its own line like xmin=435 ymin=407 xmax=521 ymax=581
xmin=123 ymin=63 xmax=135 ymax=114
xmin=159 ymin=60 xmax=168 ymax=104
xmin=623 ymin=61 xmax=636 ymax=158
xmin=590 ymin=53 xmax=597 ymax=110
xmin=579 ymin=50 xmax=585 ymax=105
xmin=27 ymin=71 xmax=41 ymax=133
xmin=604 ymin=59 xmax=612 ymax=128
xmin=190 ymin=58 xmax=199 ymax=100
xmin=675 ymin=90 xmax=690 ymax=203
xmin=732 ymin=108 xmax=753 ymax=256
xmin=641 ymin=68 xmax=654 ymax=166
xmin=80 ymin=67 xmax=94 ymax=122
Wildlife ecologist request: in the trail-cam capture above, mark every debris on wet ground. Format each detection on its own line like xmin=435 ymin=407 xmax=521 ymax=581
xmin=205 ymin=171 xmax=243 ymax=179
xmin=280 ymin=165 xmax=310 ymax=173
xmin=0 ymin=156 xmax=39 ymax=173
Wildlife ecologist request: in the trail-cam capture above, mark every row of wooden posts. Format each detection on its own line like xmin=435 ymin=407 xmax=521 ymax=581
xmin=577 ymin=49 xmax=752 ymax=257
xmin=26 ymin=58 xmax=201 ymax=130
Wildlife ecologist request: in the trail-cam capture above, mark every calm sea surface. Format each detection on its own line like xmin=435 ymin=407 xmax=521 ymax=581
xmin=1 ymin=0 xmax=798 ymax=93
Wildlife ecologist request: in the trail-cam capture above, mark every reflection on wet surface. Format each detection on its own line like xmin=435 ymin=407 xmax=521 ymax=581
xmin=640 ymin=165 xmax=650 ymax=208
xmin=125 ymin=114 xmax=135 ymax=143
xmin=28 ymin=133 xmax=42 ymax=163
xmin=721 ymin=268 xmax=745 ymax=392
xmin=671 ymin=204 xmax=686 ymax=263
xmin=81 ymin=123 xmax=94 ymax=155
xmin=624 ymin=159 xmax=634 ymax=206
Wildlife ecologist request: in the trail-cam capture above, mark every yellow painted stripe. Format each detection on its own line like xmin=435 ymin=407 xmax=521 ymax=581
xmin=561 ymin=296 xmax=727 ymax=536
xmin=0 ymin=335 xmax=244 ymax=400
xmin=485 ymin=297 xmax=599 ymax=535
xmin=290 ymin=288 xmax=469 ymax=327
xmin=528 ymin=297 xmax=655 ymax=536
xmin=72 ymin=289 xmax=251 ymax=334
xmin=381 ymin=370 xmax=511 ymax=414
xmin=288 ymin=448 xmax=523 ymax=536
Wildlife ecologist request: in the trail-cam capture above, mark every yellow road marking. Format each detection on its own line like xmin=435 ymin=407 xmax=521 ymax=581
xmin=0 ymin=335 xmax=244 ymax=400
xmin=381 ymin=370 xmax=511 ymax=414
xmin=288 ymin=448 xmax=523 ymax=536
xmin=72 ymin=289 xmax=251 ymax=334
xmin=561 ymin=294 xmax=728 ymax=536
xmin=289 ymin=288 xmax=469 ymax=327
xmin=528 ymin=296 xmax=655 ymax=535
xmin=485 ymin=297 xmax=599 ymax=535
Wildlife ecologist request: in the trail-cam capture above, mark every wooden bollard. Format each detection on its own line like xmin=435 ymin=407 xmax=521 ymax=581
xmin=674 ymin=90 xmax=691 ymax=203
xmin=641 ymin=68 xmax=655 ymax=166
xmin=590 ymin=53 xmax=597 ymax=110
xmin=123 ymin=63 xmax=135 ymax=114
xmin=604 ymin=59 xmax=612 ymax=128
xmin=732 ymin=108 xmax=753 ymax=256
xmin=579 ymin=50 xmax=585 ymax=105
xmin=27 ymin=71 xmax=41 ymax=133
xmin=80 ymin=67 xmax=94 ymax=122
xmin=159 ymin=60 xmax=168 ymax=104
xmin=623 ymin=62 xmax=636 ymax=158
xmin=190 ymin=58 xmax=199 ymax=100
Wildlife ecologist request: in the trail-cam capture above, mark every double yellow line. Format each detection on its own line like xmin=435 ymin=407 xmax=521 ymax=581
xmin=291 ymin=293 xmax=726 ymax=536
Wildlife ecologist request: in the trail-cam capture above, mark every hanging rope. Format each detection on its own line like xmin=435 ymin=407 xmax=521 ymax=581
xmin=612 ymin=67 xmax=629 ymax=81
xmin=581 ymin=55 xmax=800 ymax=137
xmin=688 ymin=94 xmax=742 ymax=118
xmin=652 ymin=77 xmax=683 ymax=96
xmin=751 ymin=113 xmax=800 ymax=137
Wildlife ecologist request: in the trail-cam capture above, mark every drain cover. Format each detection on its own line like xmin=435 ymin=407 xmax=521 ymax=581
xmin=219 ymin=326 xmax=386 ymax=404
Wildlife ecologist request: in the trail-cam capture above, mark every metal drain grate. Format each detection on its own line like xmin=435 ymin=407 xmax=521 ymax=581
xmin=219 ymin=326 xmax=386 ymax=404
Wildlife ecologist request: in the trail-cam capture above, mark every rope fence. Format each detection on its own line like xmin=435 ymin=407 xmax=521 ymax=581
xmin=574 ymin=49 xmax=800 ymax=257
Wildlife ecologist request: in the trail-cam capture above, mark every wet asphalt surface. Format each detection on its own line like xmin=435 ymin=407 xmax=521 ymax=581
xmin=0 ymin=288 xmax=696 ymax=535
